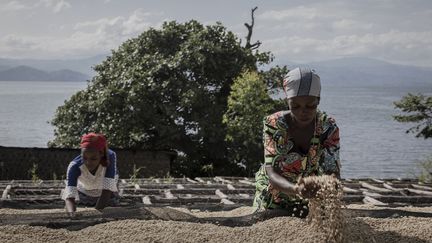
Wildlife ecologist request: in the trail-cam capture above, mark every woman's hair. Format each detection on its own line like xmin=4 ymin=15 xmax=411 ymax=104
xmin=80 ymin=133 xmax=109 ymax=167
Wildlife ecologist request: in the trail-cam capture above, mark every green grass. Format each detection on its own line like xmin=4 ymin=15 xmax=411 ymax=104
xmin=28 ymin=163 xmax=42 ymax=184
xmin=418 ymin=156 xmax=432 ymax=183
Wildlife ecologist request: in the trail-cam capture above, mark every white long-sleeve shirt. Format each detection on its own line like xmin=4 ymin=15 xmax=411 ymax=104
xmin=62 ymin=149 xmax=118 ymax=200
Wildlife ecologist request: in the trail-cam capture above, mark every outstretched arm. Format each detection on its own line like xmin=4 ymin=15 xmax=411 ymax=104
xmin=96 ymin=150 xmax=119 ymax=211
xmin=95 ymin=189 xmax=113 ymax=211
xmin=265 ymin=166 xmax=299 ymax=196
xmin=65 ymin=198 xmax=76 ymax=217
xmin=63 ymin=162 xmax=80 ymax=217
xmin=266 ymin=166 xmax=319 ymax=198
xmin=263 ymin=115 xmax=302 ymax=197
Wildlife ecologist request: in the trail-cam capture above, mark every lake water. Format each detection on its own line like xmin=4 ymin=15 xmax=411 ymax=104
xmin=0 ymin=81 xmax=87 ymax=148
xmin=1 ymin=81 xmax=432 ymax=179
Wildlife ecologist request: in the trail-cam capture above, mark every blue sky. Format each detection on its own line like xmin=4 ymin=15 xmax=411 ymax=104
xmin=1 ymin=0 xmax=431 ymax=67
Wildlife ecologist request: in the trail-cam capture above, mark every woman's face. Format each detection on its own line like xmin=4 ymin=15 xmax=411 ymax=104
xmin=287 ymin=96 xmax=319 ymax=127
xmin=82 ymin=148 xmax=103 ymax=171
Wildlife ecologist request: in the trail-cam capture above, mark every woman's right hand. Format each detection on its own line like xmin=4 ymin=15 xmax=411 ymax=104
xmin=296 ymin=177 xmax=320 ymax=199
xmin=65 ymin=198 xmax=77 ymax=218
xmin=67 ymin=211 xmax=77 ymax=219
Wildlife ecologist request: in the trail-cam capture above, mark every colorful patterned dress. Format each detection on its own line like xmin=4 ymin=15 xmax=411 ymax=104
xmin=253 ymin=110 xmax=340 ymax=215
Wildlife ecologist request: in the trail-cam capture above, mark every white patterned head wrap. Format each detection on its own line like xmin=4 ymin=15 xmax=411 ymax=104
xmin=283 ymin=67 xmax=321 ymax=99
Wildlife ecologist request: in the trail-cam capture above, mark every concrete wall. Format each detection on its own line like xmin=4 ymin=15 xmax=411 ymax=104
xmin=0 ymin=146 xmax=176 ymax=180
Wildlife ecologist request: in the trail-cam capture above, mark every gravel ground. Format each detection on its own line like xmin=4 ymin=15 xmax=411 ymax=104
xmin=1 ymin=205 xmax=432 ymax=243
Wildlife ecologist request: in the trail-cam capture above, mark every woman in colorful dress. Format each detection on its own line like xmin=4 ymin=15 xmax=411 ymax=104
xmin=253 ymin=67 xmax=341 ymax=217
xmin=62 ymin=133 xmax=119 ymax=217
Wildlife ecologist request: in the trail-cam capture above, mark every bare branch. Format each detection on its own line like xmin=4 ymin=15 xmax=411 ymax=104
xmin=245 ymin=7 xmax=259 ymax=49
xmin=249 ymin=41 xmax=261 ymax=50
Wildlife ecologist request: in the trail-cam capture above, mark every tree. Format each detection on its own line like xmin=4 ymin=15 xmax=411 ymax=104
xmin=223 ymin=70 xmax=284 ymax=176
xmin=394 ymin=93 xmax=432 ymax=182
xmin=394 ymin=93 xmax=432 ymax=139
xmin=49 ymin=20 xmax=272 ymax=177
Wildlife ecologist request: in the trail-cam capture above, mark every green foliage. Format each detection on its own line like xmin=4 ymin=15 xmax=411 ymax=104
xmin=394 ymin=93 xmax=432 ymax=182
xmin=28 ymin=163 xmax=41 ymax=184
xmin=201 ymin=164 xmax=214 ymax=177
xmin=394 ymin=93 xmax=432 ymax=139
xmin=418 ymin=156 xmax=432 ymax=183
xmin=223 ymin=70 xmax=284 ymax=176
xmin=163 ymin=172 xmax=174 ymax=183
xmin=260 ymin=65 xmax=289 ymax=95
xmin=129 ymin=164 xmax=145 ymax=184
xmin=50 ymin=20 xmax=272 ymax=177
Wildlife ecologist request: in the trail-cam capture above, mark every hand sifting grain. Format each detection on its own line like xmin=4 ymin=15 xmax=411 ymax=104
xmin=303 ymin=175 xmax=345 ymax=243
xmin=296 ymin=177 xmax=321 ymax=199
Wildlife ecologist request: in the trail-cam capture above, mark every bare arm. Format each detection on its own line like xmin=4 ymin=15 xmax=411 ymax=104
xmin=65 ymin=198 xmax=76 ymax=217
xmin=265 ymin=166 xmax=300 ymax=196
xmin=95 ymin=189 xmax=113 ymax=211
xmin=266 ymin=166 xmax=322 ymax=199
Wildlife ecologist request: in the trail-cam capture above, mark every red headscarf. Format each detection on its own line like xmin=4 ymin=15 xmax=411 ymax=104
xmin=80 ymin=133 xmax=109 ymax=166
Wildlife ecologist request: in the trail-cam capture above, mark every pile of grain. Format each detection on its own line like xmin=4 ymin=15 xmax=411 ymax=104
xmin=302 ymin=175 xmax=345 ymax=242
xmin=1 ymin=206 xmax=432 ymax=242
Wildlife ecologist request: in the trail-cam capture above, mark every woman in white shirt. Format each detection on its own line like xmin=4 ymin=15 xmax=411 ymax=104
xmin=62 ymin=133 xmax=119 ymax=217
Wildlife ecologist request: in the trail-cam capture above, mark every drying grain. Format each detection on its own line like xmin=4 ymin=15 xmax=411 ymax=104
xmin=303 ymin=175 xmax=345 ymax=243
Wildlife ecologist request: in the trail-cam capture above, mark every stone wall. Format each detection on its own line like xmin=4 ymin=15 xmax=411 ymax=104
xmin=0 ymin=146 xmax=176 ymax=180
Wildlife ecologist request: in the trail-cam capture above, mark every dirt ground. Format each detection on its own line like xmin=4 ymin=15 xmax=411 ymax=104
xmin=1 ymin=205 xmax=432 ymax=243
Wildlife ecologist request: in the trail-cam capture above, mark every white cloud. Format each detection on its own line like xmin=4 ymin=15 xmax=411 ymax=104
xmin=262 ymin=30 xmax=432 ymax=66
xmin=38 ymin=0 xmax=71 ymax=13
xmin=0 ymin=1 xmax=431 ymax=67
xmin=332 ymin=19 xmax=374 ymax=31
xmin=255 ymin=3 xmax=431 ymax=66
xmin=0 ymin=0 xmax=30 ymax=11
xmin=122 ymin=10 xmax=159 ymax=35
xmin=74 ymin=17 xmax=121 ymax=30
xmin=73 ymin=9 xmax=159 ymax=46
xmin=263 ymin=22 xmax=324 ymax=32
xmin=259 ymin=6 xmax=337 ymax=21
xmin=0 ymin=0 xmax=70 ymax=13
xmin=258 ymin=5 xmax=376 ymax=37
xmin=0 ymin=35 xmax=42 ymax=58
xmin=0 ymin=9 xmax=163 ymax=59
xmin=2 ymin=34 xmax=37 ymax=49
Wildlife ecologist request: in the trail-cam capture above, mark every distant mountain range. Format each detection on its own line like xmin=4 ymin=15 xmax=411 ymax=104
xmin=0 ymin=54 xmax=107 ymax=81
xmin=0 ymin=55 xmax=106 ymax=76
xmin=0 ymin=65 xmax=90 ymax=81
xmin=0 ymin=55 xmax=431 ymax=85
xmin=0 ymin=65 xmax=10 ymax=72
xmin=274 ymin=57 xmax=432 ymax=86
